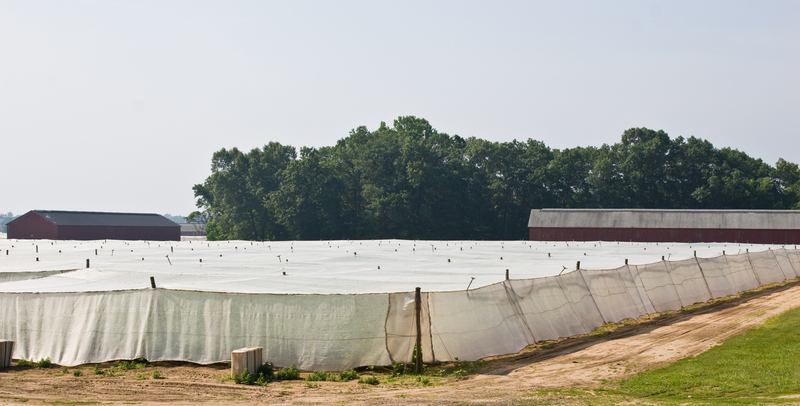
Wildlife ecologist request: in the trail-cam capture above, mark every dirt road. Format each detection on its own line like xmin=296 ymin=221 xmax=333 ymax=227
xmin=2 ymin=282 xmax=800 ymax=405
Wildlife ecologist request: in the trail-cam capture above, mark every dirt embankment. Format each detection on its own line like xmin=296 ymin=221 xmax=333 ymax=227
xmin=3 ymin=282 xmax=800 ymax=405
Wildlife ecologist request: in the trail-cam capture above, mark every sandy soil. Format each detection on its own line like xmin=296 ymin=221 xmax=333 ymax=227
xmin=2 ymin=282 xmax=800 ymax=405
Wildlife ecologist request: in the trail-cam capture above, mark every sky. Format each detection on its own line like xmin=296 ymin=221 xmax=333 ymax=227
xmin=1 ymin=0 xmax=798 ymax=215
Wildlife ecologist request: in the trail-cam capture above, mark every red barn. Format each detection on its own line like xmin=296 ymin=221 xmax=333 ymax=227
xmin=528 ymin=209 xmax=800 ymax=244
xmin=7 ymin=210 xmax=180 ymax=241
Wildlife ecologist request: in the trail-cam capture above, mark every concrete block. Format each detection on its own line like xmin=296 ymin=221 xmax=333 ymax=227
xmin=231 ymin=347 xmax=263 ymax=376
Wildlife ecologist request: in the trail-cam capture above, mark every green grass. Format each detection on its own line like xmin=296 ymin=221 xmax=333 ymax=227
xmin=617 ymin=306 xmax=800 ymax=404
xmin=305 ymin=371 xmax=332 ymax=382
xmin=524 ymin=306 xmax=800 ymax=405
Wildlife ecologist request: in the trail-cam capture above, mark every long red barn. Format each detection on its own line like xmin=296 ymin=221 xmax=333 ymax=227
xmin=7 ymin=210 xmax=180 ymax=241
xmin=528 ymin=209 xmax=800 ymax=244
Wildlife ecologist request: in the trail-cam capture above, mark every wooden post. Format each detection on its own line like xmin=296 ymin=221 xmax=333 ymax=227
xmin=576 ymin=261 xmax=581 ymax=270
xmin=414 ymin=287 xmax=423 ymax=374
xmin=505 ymin=269 xmax=510 ymax=280
xmin=0 ymin=340 xmax=13 ymax=369
xmin=624 ymin=258 xmax=628 ymax=265
xmin=86 ymin=259 xmax=90 ymax=269
xmin=231 ymin=347 xmax=263 ymax=377
xmin=150 ymin=276 xmax=156 ymax=289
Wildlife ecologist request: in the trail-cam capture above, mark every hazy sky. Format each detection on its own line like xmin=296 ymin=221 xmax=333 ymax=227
xmin=1 ymin=0 xmax=798 ymax=215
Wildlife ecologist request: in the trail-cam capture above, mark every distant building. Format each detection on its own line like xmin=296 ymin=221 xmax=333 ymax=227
xmin=528 ymin=208 xmax=800 ymax=244
xmin=7 ymin=210 xmax=180 ymax=241
xmin=180 ymin=222 xmax=206 ymax=237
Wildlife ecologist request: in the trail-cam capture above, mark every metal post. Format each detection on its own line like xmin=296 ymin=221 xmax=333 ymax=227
xmin=414 ymin=287 xmax=422 ymax=374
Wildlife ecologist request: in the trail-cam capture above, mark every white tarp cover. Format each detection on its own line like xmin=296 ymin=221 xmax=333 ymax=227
xmin=0 ymin=238 xmax=797 ymax=369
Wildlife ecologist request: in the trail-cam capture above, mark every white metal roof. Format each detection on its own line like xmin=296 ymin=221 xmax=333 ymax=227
xmin=0 ymin=239 xmax=782 ymax=294
xmin=528 ymin=209 xmax=800 ymax=230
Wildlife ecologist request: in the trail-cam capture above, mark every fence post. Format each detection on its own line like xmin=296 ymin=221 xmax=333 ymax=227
xmin=86 ymin=259 xmax=90 ymax=269
xmin=414 ymin=287 xmax=423 ymax=374
xmin=505 ymin=269 xmax=510 ymax=280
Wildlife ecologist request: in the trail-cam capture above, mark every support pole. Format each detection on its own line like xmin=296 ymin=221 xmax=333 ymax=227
xmin=576 ymin=261 xmax=581 ymax=270
xmin=86 ymin=259 xmax=90 ymax=269
xmin=505 ymin=269 xmax=509 ymax=280
xmin=414 ymin=287 xmax=423 ymax=374
xmin=150 ymin=276 xmax=157 ymax=289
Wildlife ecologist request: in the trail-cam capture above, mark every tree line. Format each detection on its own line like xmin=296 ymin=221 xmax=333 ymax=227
xmin=192 ymin=116 xmax=800 ymax=241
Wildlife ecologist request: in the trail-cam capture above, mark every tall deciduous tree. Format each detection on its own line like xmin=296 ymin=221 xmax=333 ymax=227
xmin=193 ymin=118 xmax=800 ymax=240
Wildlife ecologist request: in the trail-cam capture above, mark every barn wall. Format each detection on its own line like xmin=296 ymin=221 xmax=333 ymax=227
xmin=6 ymin=212 xmax=58 ymax=240
xmin=528 ymin=227 xmax=800 ymax=244
xmin=57 ymin=225 xmax=180 ymax=241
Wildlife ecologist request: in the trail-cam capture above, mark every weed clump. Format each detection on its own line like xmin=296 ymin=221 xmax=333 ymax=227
xmin=35 ymin=358 xmax=53 ymax=368
xmin=275 ymin=366 xmax=300 ymax=381
xmin=15 ymin=358 xmax=53 ymax=369
xmin=306 ymin=371 xmax=332 ymax=382
xmin=233 ymin=363 xmax=274 ymax=385
xmin=339 ymin=369 xmax=359 ymax=381
xmin=359 ymin=376 xmax=380 ymax=385
xmin=115 ymin=358 xmax=149 ymax=370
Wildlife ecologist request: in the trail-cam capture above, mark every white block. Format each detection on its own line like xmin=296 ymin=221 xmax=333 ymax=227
xmin=231 ymin=347 xmax=263 ymax=376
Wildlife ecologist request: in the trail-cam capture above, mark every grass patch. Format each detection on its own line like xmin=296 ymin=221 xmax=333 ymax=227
xmin=524 ymin=306 xmax=800 ymax=405
xmin=615 ymin=306 xmax=800 ymax=404
xmin=305 ymin=371 xmax=332 ymax=382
